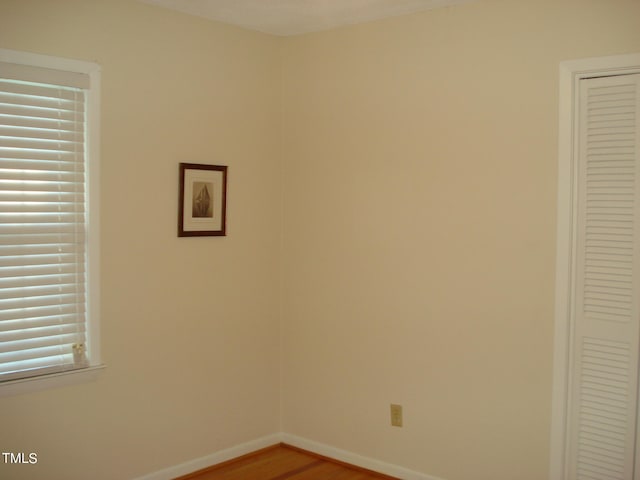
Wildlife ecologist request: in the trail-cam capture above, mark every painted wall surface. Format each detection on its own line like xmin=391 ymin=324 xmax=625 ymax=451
xmin=280 ymin=1 xmax=640 ymax=480
xmin=0 ymin=1 xmax=282 ymax=479
xmin=2 ymin=0 xmax=640 ymax=479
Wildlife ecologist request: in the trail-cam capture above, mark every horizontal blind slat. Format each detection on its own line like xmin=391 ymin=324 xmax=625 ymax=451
xmin=0 ymin=292 xmax=85 ymax=311
xmin=0 ymin=179 xmax=84 ymax=193
xmin=0 ymin=104 xmax=85 ymax=123
xmin=0 ymin=313 xmax=83 ymax=333
xmin=0 ymin=202 xmax=85 ymax=214
xmin=1 ymin=324 xmax=85 ymax=343
xmin=0 ymin=125 xmax=83 ymax=142
xmin=0 ymin=92 xmax=83 ymax=111
xmin=0 ymin=136 xmax=83 ymax=152
xmin=0 ymin=64 xmax=89 ymax=90
xmin=0 ymin=213 xmax=85 ymax=225
xmin=0 ymin=191 xmax=85 ymax=203
xmin=0 ymin=262 xmax=85 ymax=279
xmin=0 ymin=274 xmax=85 ymax=291
xmin=0 ymin=251 xmax=83 ymax=267
xmin=0 ymin=303 xmax=86 ymax=322
xmin=0 ymin=169 xmax=84 ymax=183
xmin=0 ymin=81 xmax=83 ymax=101
xmin=0 ymin=223 xmax=86 ymax=235
xmin=0 ymin=282 xmax=84 ymax=300
xmin=0 ymin=357 xmax=77 ymax=379
xmin=0 ymin=233 xmax=84 ymax=245
xmin=0 ymin=113 xmax=80 ymax=131
xmin=0 ymin=341 xmax=85 ymax=363
xmin=0 ymin=243 xmax=80 ymax=256
xmin=1 ymin=330 xmax=86 ymax=354
xmin=0 ymin=151 xmax=83 ymax=164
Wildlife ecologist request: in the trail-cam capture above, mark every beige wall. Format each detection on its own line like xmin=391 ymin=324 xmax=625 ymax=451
xmin=0 ymin=1 xmax=282 ymax=479
xmin=280 ymin=1 xmax=640 ymax=480
xmin=1 ymin=0 xmax=640 ymax=479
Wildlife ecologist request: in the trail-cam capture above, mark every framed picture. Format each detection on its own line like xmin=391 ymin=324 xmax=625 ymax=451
xmin=178 ymin=163 xmax=227 ymax=237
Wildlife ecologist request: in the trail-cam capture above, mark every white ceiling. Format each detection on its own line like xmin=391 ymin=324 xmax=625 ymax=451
xmin=139 ymin=0 xmax=477 ymax=36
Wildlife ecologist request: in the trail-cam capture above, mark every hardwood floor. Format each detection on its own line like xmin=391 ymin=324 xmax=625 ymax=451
xmin=174 ymin=444 xmax=399 ymax=480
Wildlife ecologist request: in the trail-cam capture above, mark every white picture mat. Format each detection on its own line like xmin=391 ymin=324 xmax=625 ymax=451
xmin=182 ymin=168 xmax=224 ymax=232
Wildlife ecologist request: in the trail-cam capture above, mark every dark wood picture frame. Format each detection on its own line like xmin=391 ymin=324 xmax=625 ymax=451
xmin=178 ymin=163 xmax=227 ymax=237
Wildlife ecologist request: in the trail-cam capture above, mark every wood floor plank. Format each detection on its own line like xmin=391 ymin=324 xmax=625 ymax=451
xmin=222 ymin=449 xmax=313 ymax=480
xmin=177 ymin=447 xmax=317 ymax=480
xmin=286 ymin=461 xmax=354 ymax=479
xmin=268 ymin=458 xmax=324 ymax=480
xmin=174 ymin=444 xmax=398 ymax=480
xmin=282 ymin=445 xmax=399 ymax=479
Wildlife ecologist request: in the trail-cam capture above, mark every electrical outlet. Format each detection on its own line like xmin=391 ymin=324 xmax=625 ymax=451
xmin=390 ymin=404 xmax=403 ymax=427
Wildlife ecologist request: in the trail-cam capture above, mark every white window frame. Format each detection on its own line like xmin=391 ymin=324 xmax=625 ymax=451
xmin=0 ymin=49 xmax=103 ymax=397
xmin=550 ymin=52 xmax=640 ymax=480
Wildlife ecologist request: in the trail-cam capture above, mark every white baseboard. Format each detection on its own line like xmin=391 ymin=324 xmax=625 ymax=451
xmin=132 ymin=433 xmax=282 ymax=480
xmin=281 ymin=433 xmax=446 ymax=480
xmin=133 ymin=432 xmax=447 ymax=480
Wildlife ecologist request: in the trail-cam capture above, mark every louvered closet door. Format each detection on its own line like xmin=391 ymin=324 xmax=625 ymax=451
xmin=568 ymin=74 xmax=640 ymax=480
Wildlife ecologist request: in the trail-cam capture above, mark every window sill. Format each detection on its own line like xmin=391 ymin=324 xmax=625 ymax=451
xmin=0 ymin=365 xmax=106 ymax=398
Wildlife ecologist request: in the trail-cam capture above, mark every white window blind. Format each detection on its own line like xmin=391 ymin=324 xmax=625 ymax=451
xmin=0 ymin=56 xmax=98 ymax=383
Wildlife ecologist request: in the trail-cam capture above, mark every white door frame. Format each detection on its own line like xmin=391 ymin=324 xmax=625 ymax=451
xmin=550 ymin=52 xmax=640 ymax=480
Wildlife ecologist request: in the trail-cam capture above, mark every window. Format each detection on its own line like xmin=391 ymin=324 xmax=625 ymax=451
xmin=0 ymin=49 xmax=102 ymax=392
